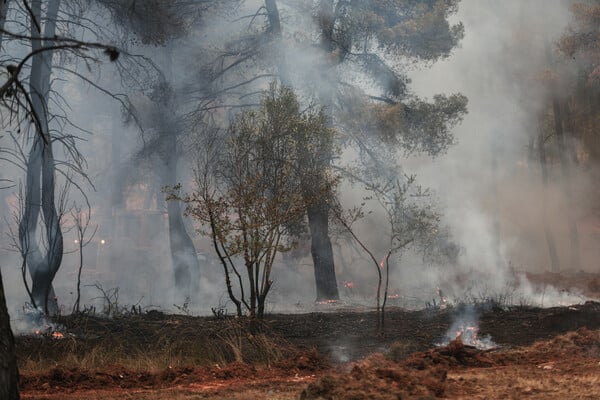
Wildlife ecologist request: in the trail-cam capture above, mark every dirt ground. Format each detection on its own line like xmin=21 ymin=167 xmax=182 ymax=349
xmin=16 ymin=271 xmax=600 ymax=399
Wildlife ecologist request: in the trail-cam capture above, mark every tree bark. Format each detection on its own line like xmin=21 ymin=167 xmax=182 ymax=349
xmin=304 ymin=0 xmax=340 ymax=301
xmin=0 ymin=269 xmax=20 ymax=400
xmin=0 ymin=0 xmax=19 ymax=364
xmin=538 ymin=128 xmax=560 ymax=272
xmin=19 ymin=0 xmax=62 ymax=315
xmin=307 ymin=202 xmax=339 ymax=300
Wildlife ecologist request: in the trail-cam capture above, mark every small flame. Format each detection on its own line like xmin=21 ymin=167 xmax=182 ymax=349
xmin=455 ymin=325 xmax=479 ymax=343
xmin=343 ymin=281 xmax=354 ymax=289
xmin=51 ymin=332 xmax=65 ymax=339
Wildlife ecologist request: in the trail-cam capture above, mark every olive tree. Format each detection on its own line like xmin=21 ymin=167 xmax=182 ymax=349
xmin=170 ymin=85 xmax=337 ymax=318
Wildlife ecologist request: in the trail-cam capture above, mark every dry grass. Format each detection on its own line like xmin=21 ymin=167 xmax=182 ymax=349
xmin=446 ymin=360 xmax=600 ymax=399
xmin=17 ymin=313 xmax=295 ymax=374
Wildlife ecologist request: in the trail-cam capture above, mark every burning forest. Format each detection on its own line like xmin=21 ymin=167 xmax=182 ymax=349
xmin=0 ymin=0 xmax=600 ymax=399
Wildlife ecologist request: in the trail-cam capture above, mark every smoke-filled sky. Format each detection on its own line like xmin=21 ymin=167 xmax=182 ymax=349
xmin=1 ymin=0 xmax=596 ymax=322
xmin=400 ymin=0 xmax=597 ymax=304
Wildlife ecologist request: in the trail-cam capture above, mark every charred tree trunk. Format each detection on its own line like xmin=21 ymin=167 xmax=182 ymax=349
xmin=552 ymin=97 xmax=581 ymax=270
xmin=19 ymin=0 xmax=62 ymax=315
xmin=304 ymin=0 xmax=340 ymax=301
xmin=0 ymin=2 xmax=17 ymax=345
xmin=538 ymin=129 xmax=560 ymax=272
xmin=0 ymin=0 xmax=9 ymax=48
xmin=307 ymin=202 xmax=338 ymax=300
xmin=0 ymin=269 xmax=19 ymax=400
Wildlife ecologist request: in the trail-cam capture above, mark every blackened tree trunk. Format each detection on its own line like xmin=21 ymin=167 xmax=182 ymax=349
xmin=0 ymin=269 xmax=19 ymax=400
xmin=552 ymin=97 xmax=581 ymax=270
xmin=0 ymin=0 xmax=20 ymax=375
xmin=306 ymin=0 xmax=340 ymax=301
xmin=307 ymin=202 xmax=338 ymax=300
xmin=538 ymin=128 xmax=560 ymax=272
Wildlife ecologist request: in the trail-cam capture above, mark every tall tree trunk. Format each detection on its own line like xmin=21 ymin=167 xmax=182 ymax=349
xmin=19 ymin=0 xmax=62 ymax=315
xmin=307 ymin=202 xmax=338 ymax=300
xmin=305 ymin=0 xmax=340 ymax=300
xmin=0 ymin=0 xmax=17 ymax=346
xmin=0 ymin=269 xmax=19 ymax=400
xmin=538 ymin=128 xmax=560 ymax=272
xmin=0 ymin=0 xmax=9 ymax=48
xmin=265 ymin=0 xmax=339 ymax=300
xmin=552 ymin=97 xmax=582 ymax=270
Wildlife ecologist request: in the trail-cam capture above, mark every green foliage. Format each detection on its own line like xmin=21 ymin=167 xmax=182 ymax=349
xmin=169 ymin=85 xmax=338 ymax=318
xmin=340 ymin=92 xmax=467 ymax=156
xmin=350 ymin=0 xmax=464 ymax=60
xmin=322 ymin=0 xmax=464 ymax=65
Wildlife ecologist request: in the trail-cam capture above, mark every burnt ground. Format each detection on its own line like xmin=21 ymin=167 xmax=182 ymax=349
xmin=16 ymin=299 xmax=600 ymax=399
xmin=266 ymin=300 xmax=600 ymax=361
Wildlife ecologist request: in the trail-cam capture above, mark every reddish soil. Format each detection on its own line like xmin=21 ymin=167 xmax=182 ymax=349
xmin=301 ymin=328 xmax=600 ymax=400
xmin=17 ymin=274 xmax=600 ymax=400
xmin=17 ymin=299 xmax=600 ymax=399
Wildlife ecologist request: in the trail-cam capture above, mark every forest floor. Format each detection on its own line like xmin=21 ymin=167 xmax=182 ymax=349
xmin=16 ymin=271 xmax=600 ymax=399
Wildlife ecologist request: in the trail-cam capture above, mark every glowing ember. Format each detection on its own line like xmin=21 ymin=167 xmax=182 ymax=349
xmin=316 ymin=299 xmax=338 ymax=305
xmin=32 ymin=328 xmax=66 ymax=339
xmin=52 ymin=332 xmax=65 ymax=339
xmin=343 ymin=281 xmax=355 ymax=289
xmin=387 ymin=294 xmax=400 ymax=299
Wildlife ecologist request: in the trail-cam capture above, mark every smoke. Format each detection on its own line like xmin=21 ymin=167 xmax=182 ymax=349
xmin=389 ymin=0 xmax=597 ymax=306
xmin=2 ymin=0 xmax=597 ymax=325
xmin=436 ymin=305 xmax=497 ymax=350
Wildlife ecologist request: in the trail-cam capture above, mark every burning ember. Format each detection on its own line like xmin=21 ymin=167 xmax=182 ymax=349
xmin=436 ymin=307 xmax=497 ymax=350
xmin=33 ymin=329 xmax=67 ymax=339
xmin=437 ymin=321 xmax=496 ymax=350
xmin=315 ymin=299 xmax=338 ymax=305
